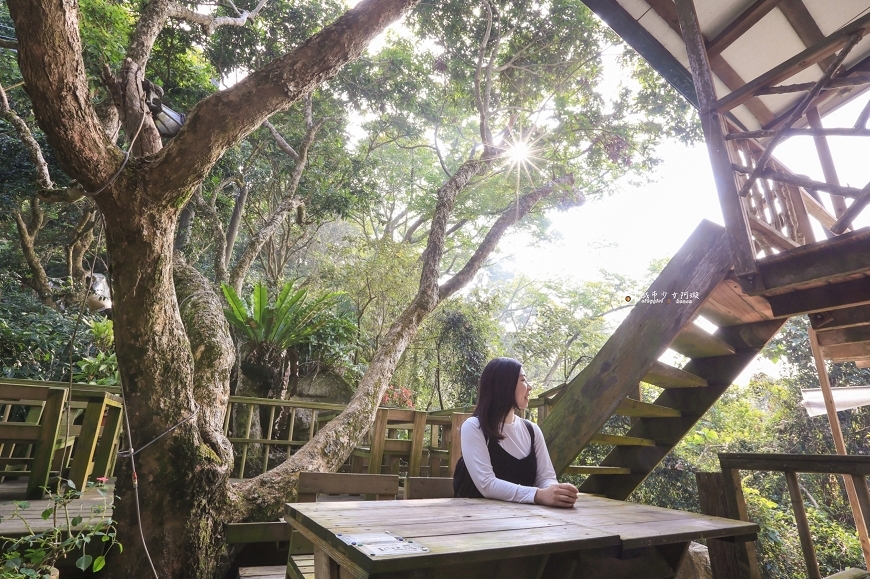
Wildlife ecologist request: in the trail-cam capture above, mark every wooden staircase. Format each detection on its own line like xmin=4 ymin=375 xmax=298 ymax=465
xmin=540 ymin=220 xmax=787 ymax=500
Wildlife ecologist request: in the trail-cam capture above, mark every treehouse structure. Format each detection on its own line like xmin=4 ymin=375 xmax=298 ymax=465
xmin=533 ymin=1 xmax=870 ymax=576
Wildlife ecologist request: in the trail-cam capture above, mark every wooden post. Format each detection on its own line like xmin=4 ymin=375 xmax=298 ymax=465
xmin=807 ymin=107 xmax=848 ymax=219
xmin=68 ymin=395 xmax=109 ymax=491
xmin=448 ymin=413 xmax=472 ymax=476
xmin=719 ymin=467 xmax=763 ymax=579
xmin=368 ymin=408 xmax=389 ymax=475
xmin=408 ymin=411 xmax=427 ymax=477
xmin=808 ymin=327 xmax=870 ymax=567
xmin=674 ymin=0 xmax=759 ymax=290
xmin=696 ymin=472 xmax=751 ymax=579
xmin=785 ymin=471 xmax=822 ymax=579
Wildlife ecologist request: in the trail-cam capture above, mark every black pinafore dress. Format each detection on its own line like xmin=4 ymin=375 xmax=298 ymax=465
xmin=453 ymin=419 xmax=537 ymax=498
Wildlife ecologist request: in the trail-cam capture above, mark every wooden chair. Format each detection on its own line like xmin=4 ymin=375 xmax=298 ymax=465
xmin=0 ymin=383 xmax=67 ymax=499
xmin=404 ymin=476 xmax=454 ymax=499
xmin=234 ymin=472 xmax=399 ymax=579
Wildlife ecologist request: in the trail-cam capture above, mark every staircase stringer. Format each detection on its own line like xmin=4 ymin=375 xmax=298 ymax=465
xmin=540 ymin=220 xmax=734 ymax=473
xmin=579 ymin=318 xmax=786 ymax=500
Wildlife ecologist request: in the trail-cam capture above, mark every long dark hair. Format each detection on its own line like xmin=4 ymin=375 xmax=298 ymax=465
xmin=473 ymin=357 xmax=522 ymax=441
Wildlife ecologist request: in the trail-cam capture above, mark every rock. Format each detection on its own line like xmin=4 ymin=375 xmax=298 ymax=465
xmin=294 ymin=372 xmax=354 ymax=404
xmin=676 ymin=542 xmax=712 ymax=579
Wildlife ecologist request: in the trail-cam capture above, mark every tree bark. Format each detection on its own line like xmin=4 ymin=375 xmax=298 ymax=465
xmin=8 ymin=1 xmax=423 ymax=577
xmin=13 ymin=197 xmax=53 ymax=307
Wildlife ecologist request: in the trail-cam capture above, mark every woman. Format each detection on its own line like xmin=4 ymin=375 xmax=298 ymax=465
xmin=454 ymin=357 xmax=579 ymax=507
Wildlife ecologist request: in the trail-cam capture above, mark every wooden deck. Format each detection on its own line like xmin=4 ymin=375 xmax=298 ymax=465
xmin=0 ymin=478 xmax=114 ymax=538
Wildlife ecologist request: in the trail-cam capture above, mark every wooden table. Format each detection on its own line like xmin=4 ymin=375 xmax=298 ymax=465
xmin=285 ymin=494 xmax=759 ymax=579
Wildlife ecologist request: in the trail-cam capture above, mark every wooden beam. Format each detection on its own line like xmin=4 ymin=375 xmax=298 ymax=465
xmin=642 ymin=360 xmax=708 ymax=389
xmin=778 ymin=0 xmax=836 ymax=70
xmin=756 ymin=75 xmax=870 ymax=95
xmin=755 ymin=227 xmax=870 ymax=292
xmin=765 ymin=276 xmax=870 ymax=317
xmin=807 ymin=107 xmax=848 ymax=218
xmin=674 ymin=0 xmax=759 ymax=287
xmin=785 ymin=471 xmax=822 ymax=579
xmin=821 ymin=341 xmax=870 ymax=363
xmin=706 ymin=0 xmax=782 ymax=58
xmin=646 ymin=0 xmax=775 ymax=125
xmin=733 ymin=163 xmax=864 ymax=198
xmin=832 ymin=182 xmax=870 ymax=235
xmin=700 ymin=275 xmax=774 ymax=326
xmin=809 ymin=304 xmax=870 ymax=332
xmin=815 ymin=324 xmax=870 ymax=348
xmin=715 ymin=13 xmax=870 ymax=112
xmin=748 ymin=214 xmax=801 ymax=252
xmin=736 ymin=34 xmax=864 ymax=199
xmin=540 ymin=220 xmax=732 ymax=472
xmin=809 ymin=327 xmax=870 ymax=568
xmin=720 ymin=452 xmax=870 ymax=475
xmin=800 ymin=188 xmax=838 ymax=232
xmin=727 ymin=127 xmax=870 ymax=140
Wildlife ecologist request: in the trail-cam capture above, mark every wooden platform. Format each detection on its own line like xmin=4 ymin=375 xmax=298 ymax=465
xmin=0 ymin=478 xmax=114 ymax=538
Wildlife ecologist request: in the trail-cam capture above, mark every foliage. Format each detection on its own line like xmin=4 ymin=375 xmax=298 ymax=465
xmin=71 ymin=351 xmax=119 ymax=386
xmin=0 ymin=479 xmax=120 ymax=578
xmin=221 ymin=280 xmax=344 ymax=351
xmin=380 ymin=384 xmax=413 ymax=408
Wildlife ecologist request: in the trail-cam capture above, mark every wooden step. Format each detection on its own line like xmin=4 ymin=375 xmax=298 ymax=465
xmin=642 ymin=360 xmax=708 ymax=389
xmin=615 ymin=398 xmax=681 ymax=418
xmin=589 ymin=433 xmax=656 ymax=447
xmin=670 ymin=323 xmax=736 ymax=358
xmin=700 ymin=276 xmax=774 ymax=327
xmin=564 ymin=465 xmax=631 ymax=475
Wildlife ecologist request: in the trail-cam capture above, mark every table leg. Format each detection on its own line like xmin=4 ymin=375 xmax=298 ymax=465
xmin=313 ymin=546 xmax=340 ymax=579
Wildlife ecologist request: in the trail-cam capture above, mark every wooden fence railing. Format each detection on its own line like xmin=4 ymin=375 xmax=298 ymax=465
xmin=698 ymin=453 xmax=870 ymax=579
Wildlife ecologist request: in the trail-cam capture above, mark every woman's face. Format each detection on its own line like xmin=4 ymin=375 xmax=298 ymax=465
xmin=514 ymin=368 xmax=531 ymax=410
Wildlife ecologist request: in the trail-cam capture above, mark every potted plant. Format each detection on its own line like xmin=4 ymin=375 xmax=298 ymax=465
xmin=0 ymin=478 xmax=120 ymax=578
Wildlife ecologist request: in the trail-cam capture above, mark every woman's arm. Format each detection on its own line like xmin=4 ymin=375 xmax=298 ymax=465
xmin=531 ymin=422 xmax=559 ymax=488
xmin=460 ymin=419 xmax=538 ymax=503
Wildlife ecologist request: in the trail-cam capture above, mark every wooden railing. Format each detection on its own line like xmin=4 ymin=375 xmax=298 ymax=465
xmin=698 ymin=453 xmax=870 ymax=579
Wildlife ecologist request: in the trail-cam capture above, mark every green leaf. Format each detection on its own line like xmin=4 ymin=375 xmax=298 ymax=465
xmin=76 ymin=554 xmax=93 ymax=570
xmin=93 ymin=555 xmax=106 ymax=572
xmin=40 ymin=508 xmax=52 ymax=520
xmin=71 ymin=515 xmax=83 ymax=527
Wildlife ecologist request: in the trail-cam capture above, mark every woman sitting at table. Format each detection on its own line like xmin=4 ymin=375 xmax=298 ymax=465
xmin=454 ymin=357 xmax=579 ymax=507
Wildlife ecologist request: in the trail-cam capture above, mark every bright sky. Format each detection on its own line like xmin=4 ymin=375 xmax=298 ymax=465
xmin=496 ymin=92 xmax=870 ymax=386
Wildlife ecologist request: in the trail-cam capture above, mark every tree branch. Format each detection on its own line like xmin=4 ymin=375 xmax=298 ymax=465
xmin=262 ymin=120 xmax=300 ymax=160
xmin=0 ymin=81 xmax=52 ymax=190
xmin=439 ymin=175 xmax=575 ymax=299
xmin=151 ymin=0 xmax=419 ymax=204
xmin=8 ymin=1 xmax=121 ymax=191
xmin=167 ymin=0 xmax=269 ymax=36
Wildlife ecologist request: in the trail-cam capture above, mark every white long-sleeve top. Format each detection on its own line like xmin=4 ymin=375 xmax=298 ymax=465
xmin=459 ymin=416 xmax=559 ymax=503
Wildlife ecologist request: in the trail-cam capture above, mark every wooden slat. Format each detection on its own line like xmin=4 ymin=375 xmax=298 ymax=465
xmin=670 ymin=323 xmax=737 ymax=358
xmin=564 ymin=465 xmax=631 ymax=475
xmin=615 ymin=398 xmax=681 ymax=418
xmin=764 ymin=276 xmax=870 ymax=317
xmin=719 ymin=453 xmax=870 ymax=475
xmin=700 ymin=277 xmax=774 ymax=327
xmin=815 ymin=325 xmax=870 ymax=347
xmin=227 ymin=521 xmax=294 ymax=544
xmin=715 ymin=11 xmax=870 ymax=112
xmin=589 ymin=433 xmax=656 ymax=447
xmin=541 ymin=220 xmax=732 ymax=473
xmin=801 ymin=188 xmax=838 ymax=231
xmin=748 ymin=214 xmax=801 ymax=251
xmin=642 ymin=360 xmax=708 ymax=389
xmin=821 ymin=341 xmax=870 ymax=363
xmin=297 ymin=472 xmax=399 ymax=500
xmin=405 ymin=477 xmax=454 ymax=500
xmin=239 ymin=565 xmax=295 ymax=579
xmin=810 ymin=304 xmax=870 ymax=331
xmin=0 ymin=384 xmax=50 ymax=402
xmin=0 ymin=424 xmax=42 ymax=441
xmin=755 ymin=226 xmax=870 ymax=293
xmin=785 ymin=471 xmax=822 ymax=579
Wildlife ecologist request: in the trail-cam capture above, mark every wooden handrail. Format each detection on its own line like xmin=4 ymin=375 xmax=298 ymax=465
xmin=711 ymin=453 xmax=870 ymax=579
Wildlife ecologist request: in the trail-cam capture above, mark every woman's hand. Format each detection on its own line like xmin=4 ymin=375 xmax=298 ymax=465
xmin=534 ymin=483 xmax=579 ymax=508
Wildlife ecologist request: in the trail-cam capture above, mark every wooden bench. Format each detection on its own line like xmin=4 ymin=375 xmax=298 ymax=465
xmin=233 ymin=472 xmax=399 ymax=579
xmin=0 ymin=383 xmax=67 ymax=499
xmin=404 ymin=476 xmax=454 ymax=499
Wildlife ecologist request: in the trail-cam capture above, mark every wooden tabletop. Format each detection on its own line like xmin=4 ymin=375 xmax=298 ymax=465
xmin=285 ymin=495 xmax=759 ymax=577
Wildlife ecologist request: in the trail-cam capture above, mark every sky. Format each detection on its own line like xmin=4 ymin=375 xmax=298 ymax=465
xmin=494 ymin=93 xmax=870 ymax=386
